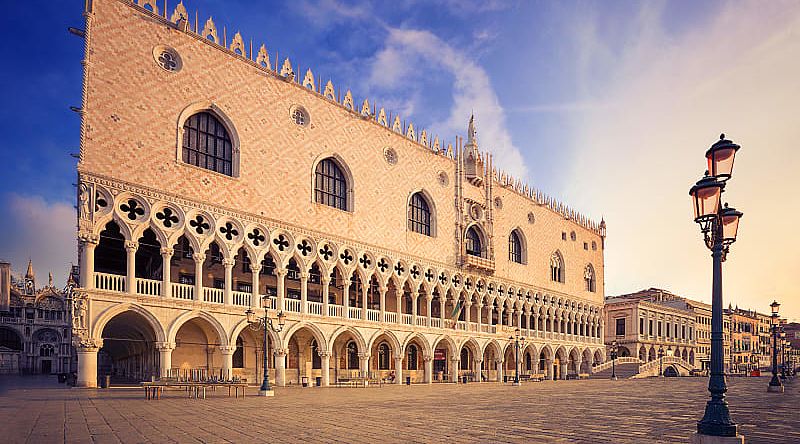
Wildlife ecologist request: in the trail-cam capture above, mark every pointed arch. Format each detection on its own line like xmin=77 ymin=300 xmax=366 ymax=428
xmin=550 ymin=250 xmax=565 ymax=283
xmin=166 ymin=310 xmax=229 ymax=347
xmin=312 ymin=153 xmax=354 ymax=212
xmin=407 ymin=189 xmax=436 ymax=237
xmin=508 ymin=227 xmax=527 ymax=264
xmin=92 ymin=302 xmax=166 ymax=343
xmin=464 ymin=223 xmax=487 ymax=258
xmin=176 ymin=101 xmax=240 ymax=177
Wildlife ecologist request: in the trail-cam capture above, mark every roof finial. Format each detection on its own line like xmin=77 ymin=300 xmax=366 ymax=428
xmin=25 ymin=259 xmax=34 ymax=279
xmin=466 ymin=113 xmax=477 ymax=148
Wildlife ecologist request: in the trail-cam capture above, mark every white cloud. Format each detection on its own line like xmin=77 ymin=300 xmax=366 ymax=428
xmin=562 ymin=2 xmax=800 ymax=320
xmin=369 ymin=27 xmax=528 ymax=178
xmin=0 ymin=194 xmax=76 ymax=288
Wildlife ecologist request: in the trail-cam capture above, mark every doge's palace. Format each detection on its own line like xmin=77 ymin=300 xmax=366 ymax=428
xmin=72 ymin=0 xmax=607 ymax=388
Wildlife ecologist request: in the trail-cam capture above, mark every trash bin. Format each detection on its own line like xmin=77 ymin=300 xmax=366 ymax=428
xmin=503 ymin=375 xmax=508 ymax=383
xmin=405 ymin=376 xmax=411 ymax=385
xmin=301 ymin=376 xmax=309 ymax=387
xmin=462 ymin=375 xmax=468 ymax=384
xmin=315 ymin=377 xmax=322 ymax=387
xmin=100 ymin=375 xmax=110 ymax=388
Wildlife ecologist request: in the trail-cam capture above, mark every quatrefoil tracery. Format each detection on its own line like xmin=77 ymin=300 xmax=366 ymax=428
xmin=155 ymin=207 xmax=179 ymax=228
xmin=377 ymin=258 xmax=389 ymax=273
xmin=297 ymin=239 xmax=312 ymax=256
xmin=319 ymin=244 xmax=334 ymax=261
xmin=219 ymin=222 xmax=239 ymax=241
xmin=273 ymin=234 xmax=290 ymax=252
xmin=340 ymin=250 xmax=354 ymax=265
xmin=248 ymin=228 xmax=265 ymax=246
xmin=189 ymin=215 xmax=210 ymax=234
xmin=119 ymin=199 xmax=145 ymax=221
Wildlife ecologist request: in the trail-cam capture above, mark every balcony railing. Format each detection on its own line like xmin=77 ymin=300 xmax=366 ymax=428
xmin=90 ymin=271 xmax=604 ymax=343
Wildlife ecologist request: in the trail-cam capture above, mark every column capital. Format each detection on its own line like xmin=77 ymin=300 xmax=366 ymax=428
xmin=317 ymin=351 xmax=331 ymax=358
xmin=273 ymin=348 xmax=288 ymax=357
xmin=192 ymin=253 xmax=206 ymax=262
xmin=358 ymin=352 xmax=371 ymax=359
xmin=222 ymin=258 xmax=235 ymax=267
xmin=78 ymin=232 xmax=99 ymax=244
xmin=250 ymin=264 xmax=262 ymax=273
xmin=155 ymin=341 xmax=176 ymax=351
xmin=423 ymin=356 xmax=434 ymax=362
xmin=75 ymin=338 xmax=103 ymax=352
xmin=321 ymin=275 xmax=331 ymax=285
xmin=494 ymin=358 xmax=504 ymax=365
xmin=218 ymin=345 xmax=237 ymax=354
xmin=160 ymin=247 xmax=174 ymax=256
xmin=274 ymin=268 xmax=288 ymax=277
xmin=124 ymin=240 xmax=139 ymax=251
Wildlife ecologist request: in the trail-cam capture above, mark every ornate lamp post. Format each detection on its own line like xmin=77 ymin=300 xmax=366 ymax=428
xmin=690 ymin=134 xmax=744 ymax=441
xmin=610 ymin=340 xmax=619 ymax=381
xmin=509 ymin=328 xmax=525 ymax=386
xmin=768 ymin=301 xmax=783 ymax=392
xmin=246 ymin=300 xmax=286 ymax=397
xmin=659 ymin=345 xmax=665 ymax=377
xmin=780 ymin=330 xmax=787 ymax=380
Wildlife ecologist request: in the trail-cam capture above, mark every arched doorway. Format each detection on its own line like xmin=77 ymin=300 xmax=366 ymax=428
xmin=664 ymin=365 xmax=679 ymax=377
xmin=331 ymin=329 xmax=365 ymax=382
xmin=432 ymin=337 xmax=455 ymax=382
xmin=99 ymin=310 xmax=160 ymax=383
xmin=171 ymin=316 xmax=225 ymax=380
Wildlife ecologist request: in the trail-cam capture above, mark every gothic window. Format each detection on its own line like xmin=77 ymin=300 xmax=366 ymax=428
xmin=39 ymin=344 xmax=55 ymax=357
xmin=209 ymin=242 xmax=223 ymax=264
xmin=182 ymin=112 xmax=233 ymax=176
xmin=346 ymin=341 xmax=359 ymax=370
xmin=315 ymin=158 xmax=348 ymax=211
xmin=550 ymin=252 xmax=564 ymax=283
xmin=408 ymin=192 xmax=432 ymax=236
xmin=584 ymin=264 xmax=596 ymax=292
xmin=466 ymin=226 xmax=482 ymax=257
xmin=408 ymin=345 xmax=418 ymax=370
xmin=509 ymin=230 xmax=524 ymax=264
xmin=233 ymin=337 xmax=244 ymax=368
xmin=378 ymin=343 xmax=390 ymax=370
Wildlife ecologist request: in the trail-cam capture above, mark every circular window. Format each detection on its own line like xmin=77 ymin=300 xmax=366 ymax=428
xmin=383 ymin=147 xmax=398 ymax=165
xmin=437 ymin=171 xmax=449 ymax=187
xmin=290 ymin=106 xmax=309 ymax=126
xmin=527 ymin=212 xmax=535 ymax=224
xmin=152 ymin=46 xmax=182 ymax=72
xmin=494 ymin=197 xmax=503 ymax=209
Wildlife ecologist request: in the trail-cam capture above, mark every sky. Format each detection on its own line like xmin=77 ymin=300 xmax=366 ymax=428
xmin=0 ymin=0 xmax=797 ymax=320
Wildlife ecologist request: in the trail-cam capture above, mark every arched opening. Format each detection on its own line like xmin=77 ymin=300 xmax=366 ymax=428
xmin=550 ymin=251 xmax=564 ymax=283
xmin=432 ymin=338 xmax=454 ymax=382
xmin=135 ymin=228 xmax=163 ymax=281
xmin=664 ymin=365 xmax=679 ymax=377
xmin=314 ymin=157 xmax=350 ymax=211
xmin=465 ymin=225 xmax=484 ymax=257
xmin=95 ymin=221 xmax=126 ymax=276
xmin=331 ymin=330 xmax=364 ymax=382
xmin=584 ymin=264 xmax=596 ymax=292
xmin=170 ymin=235 xmax=195 ymax=287
xmin=408 ymin=191 xmax=433 ymax=236
xmin=508 ymin=229 xmax=525 ymax=264
xmin=181 ymin=111 xmax=234 ymax=176
xmin=172 ymin=317 xmax=224 ymax=380
xmin=99 ymin=310 xmax=159 ymax=383
xmin=284 ymin=326 xmax=325 ymax=385
xmin=482 ymin=343 xmax=499 ymax=382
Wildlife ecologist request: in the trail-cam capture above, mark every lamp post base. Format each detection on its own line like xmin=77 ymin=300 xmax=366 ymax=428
xmin=512 ymin=381 xmax=521 ymax=386
xmin=690 ymin=433 xmax=744 ymax=444
xmin=767 ymin=384 xmax=784 ymax=393
xmin=259 ymin=389 xmax=275 ymax=397
xmin=611 ymin=376 xmax=618 ymax=381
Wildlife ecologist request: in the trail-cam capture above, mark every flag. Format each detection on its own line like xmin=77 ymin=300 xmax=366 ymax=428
xmin=450 ymin=299 xmax=464 ymax=327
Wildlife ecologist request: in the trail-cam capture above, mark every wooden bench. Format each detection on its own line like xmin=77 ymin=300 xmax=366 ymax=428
xmin=578 ymin=373 xmax=590 ymax=380
xmin=529 ymin=373 xmax=545 ymax=382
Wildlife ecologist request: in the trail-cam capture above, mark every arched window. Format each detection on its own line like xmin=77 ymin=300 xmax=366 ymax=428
xmin=525 ymin=352 xmax=532 ymax=371
xmin=460 ymin=348 xmax=470 ymax=370
xmin=408 ymin=344 xmax=418 ymax=370
xmin=584 ymin=264 xmax=596 ymax=292
xmin=315 ymin=158 xmax=348 ymax=211
xmin=550 ymin=252 xmax=564 ymax=283
xmin=233 ymin=337 xmax=244 ymax=368
xmin=311 ymin=339 xmax=321 ymax=369
xmin=408 ymin=192 xmax=432 ymax=236
xmin=182 ymin=112 xmax=233 ymax=176
xmin=378 ymin=343 xmax=390 ymax=370
xmin=465 ymin=226 xmax=482 ymax=257
xmin=39 ymin=344 xmax=54 ymax=357
xmin=346 ymin=341 xmax=359 ymax=370
xmin=509 ymin=230 xmax=523 ymax=264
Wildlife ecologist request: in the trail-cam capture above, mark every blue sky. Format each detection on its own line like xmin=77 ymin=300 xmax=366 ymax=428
xmin=1 ymin=0 xmax=798 ymax=320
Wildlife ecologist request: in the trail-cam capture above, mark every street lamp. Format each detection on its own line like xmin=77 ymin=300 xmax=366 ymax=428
xmin=609 ymin=340 xmax=619 ymax=381
xmin=780 ymin=330 xmax=787 ymax=380
xmin=768 ymin=300 xmax=783 ymax=393
xmin=246 ymin=300 xmax=286 ymax=397
xmin=658 ymin=345 xmax=665 ymax=377
xmin=690 ymin=134 xmax=744 ymax=439
xmin=509 ymin=328 xmax=525 ymax=386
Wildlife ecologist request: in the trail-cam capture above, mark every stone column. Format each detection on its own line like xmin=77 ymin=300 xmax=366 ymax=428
xmin=560 ymin=362 xmax=568 ymax=380
xmin=76 ymin=339 xmax=101 ymax=388
xmin=223 ymin=258 xmax=234 ymax=305
xmin=379 ymin=285 xmax=387 ymax=321
xmin=495 ymin=359 xmax=504 ymax=382
xmin=79 ymin=234 xmax=98 ymax=290
xmin=125 ymin=241 xmax=138 ymax=295
xmin=394 ymin=356 xmax=404 ymax=384
xmin=275 ymin=268 xmax=287 ymax=312
xmin=396 ymin=293 xmax=402 ymax=319
xmin=300 ymin=272 xmax=309 ymax=314
xmin=424 ymin=356 xmax=433 ymax=384
xmin=440 ymin=297 xmax=446 ymax=324
xmin=358 ymin=353 xmax=370 ymax=378
xmin=156 ymin=341 xmax=175 ymax=379
xmin=411 ymin=292 xmax=418 ymax=325
xmin=160 ymin=247 xmax=173 ymax=298
xmin=342 ymin=278 xmax=351 ymax=313
xmin=474 ymin=359 xmax=483 ymax=382
xmin=250 ymin=264 xmax=261 ymax=309
xmin=361 ymin=281 xmax=368 ymax=320
xmin=517 ymin=310 xmax=523 ymax=331
xmin=320 ymin=352 xmax=330 ymax=386
xmin=506 ymin=308 xmax=513 ymax=327
xmin=426 ymin=293 xmax=432 ymax=327
xmin=477 ymin=303 xmax=483 ymax=332
xmin=275 ymin=349 xmax=287 ymax=387
xmin=450 ymin=356 xmax=459 ymax=382
xmin=219 ymin=345 xmax=236 ymax=380
xmin=546 ymin=359 xmax=554 ymax=380
xmin=575 ymin=359 xmax=583 ymax=375
xmin=192 ymin=253 xmax=205 ymax=301
xmin=464 ymin=301 xmax=471 ymax=324
xmin=321 ymin=276 xmax=330 ymax=316
xmin=497 ymin=304 xmax=504 ymax=327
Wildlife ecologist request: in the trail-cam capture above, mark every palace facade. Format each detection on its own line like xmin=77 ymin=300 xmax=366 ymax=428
xmin=71 ymin=0 xmax=607 ymax=387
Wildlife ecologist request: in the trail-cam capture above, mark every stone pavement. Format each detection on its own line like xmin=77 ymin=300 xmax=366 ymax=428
xmin=1 ymin=376 xmax=797 ymax=443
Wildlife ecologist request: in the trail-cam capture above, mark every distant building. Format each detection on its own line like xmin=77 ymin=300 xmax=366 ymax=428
xmin=784 ymin=322 xmax=799 ymax=372
xmin=604 ymin=292 xmax=697 ymax=368
xmin=0 ymin=261 xmax=75 ymax=374
xmin=724 ymin=306 xmax=774 ymax=373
